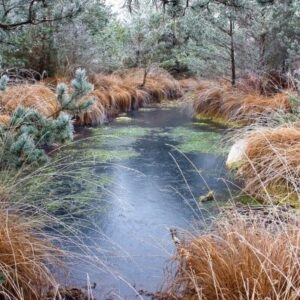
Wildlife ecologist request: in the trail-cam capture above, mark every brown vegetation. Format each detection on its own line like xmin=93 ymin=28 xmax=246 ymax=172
xmin=236 ymin=125 xmax=300 ymax=201
xmin=72 ymin=68 xmax=181 ymax=125
xmin=0 ymin=210 xmax=61 ymax=300
xmin=0 ymin=84 xmax=58 ymax=117
xmin=0 ymin=69 xmax=182 ymax=126
xmin=178 ymin=78 xmax=201 ymax=92
xmin=158 ymin=208 xmax=300 ymax=300
xmin=0 ymin=69 xmax=183 ymax=298
xmin=237 ymin=71 xmax=291 ymax=96
xmin=192 ymin=82 xmax=292 ymax=125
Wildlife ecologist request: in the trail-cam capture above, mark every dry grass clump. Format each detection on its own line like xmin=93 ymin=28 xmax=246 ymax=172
xmin=236 ymin=126 xmax=300 ymax=200
xmin=75 ymin=87 xmax=114 ymax=126
xmin=193 ymin=83 xmax=292 ymax=125
xmin=158 ymin=208 xmax=300 ymax=300
xmin=178 ymin=78 xmax=200 ymax=92
xmin=84 ymin=73 xmax=147 ymax=124
xmin=0 ymin=84 xmax=59 ymax=118
xmin=103 ymin=81 xmax=136 ymax=111
xmin=0 ymin=209 xmax=61 ymax=300
xmin=237 ymin=93 xmax=292 ymax=121
xmin=41 ymin=76 xmax=70 ymax=87
xmin=236 ymin=71 xmax=290 ymax=96
xmin=121 ymin=68 xmax=182 ymax=101
xmin=0 ymin=69 xmax=182 ymax=126
xmin=78 ymin=68 xmax=181 ymax=125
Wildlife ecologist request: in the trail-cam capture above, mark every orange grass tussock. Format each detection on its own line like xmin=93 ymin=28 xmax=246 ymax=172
xmin=41 ymin=76 xmax=70 ymax=87
xmin=236 ymin=126 xmax=300 ymax=199
xmin=119 ymin=68 xmax=182 ymax=100
xmin=193 ymin=83 xmax=292 ymax=125
xmin=0 ymin=69 xmax=182 ymax=126
xmin=239 ymin=93 xmax=292 ymax=120
xmin=0 ymin=210 xmax=61 ymax=300
xmin=178 ymin=78 xmax=199 ymax=91
xmin=236 ymin=71 xmax=291 ymax=96
xmin=158 ymin=209 xmax=300 ymax=300
xmin=0 ymin=84 xmax=59 ymax=118
xmin=76 ymin=91 xmax=107 ymax=126
xmin=78 ymin=68 xmax=181 ymax=125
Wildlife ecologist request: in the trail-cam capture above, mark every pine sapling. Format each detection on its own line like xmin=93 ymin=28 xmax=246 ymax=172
xmin=0 ymin=107 xmax=73 ymax=168
xmin=56 ymin=68 xmax=94 ymax=116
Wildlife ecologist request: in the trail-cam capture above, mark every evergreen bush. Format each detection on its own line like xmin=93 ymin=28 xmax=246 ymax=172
xmin=0 ymin=69 xmax=94 ymax=168
xmin=0 ymin=107 xmax=73 ymax=168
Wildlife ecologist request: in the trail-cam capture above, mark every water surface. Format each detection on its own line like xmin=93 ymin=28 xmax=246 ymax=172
xmin=48 ymin=104 xmax=233 ymax=299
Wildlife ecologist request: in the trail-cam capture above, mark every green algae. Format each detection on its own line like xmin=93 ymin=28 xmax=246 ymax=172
xmin=6 ymin=105 xmax=236 ymax=226
xmin=88 ymin=125 xmax=152 ymax=148
xmin=278 ymin=195 xmax=300 ymax=208
xmin=164 ymin=126 xmax=227 ymax=155
xmin=29 ymin=124 xmax=148 ymax=219
xmin=56 ymin=147 xmax=140 ymax=163
xmin=236 ymin=194 xmax=261 ymax=205
xmin=84 ymin=148 xmax=139 ymax=162
xmin=155 ymin=100 xmax=183 ymax=108
xmin=233 ymin=187 xmax=300 ymax=208
xmin=265 ymin=186 xmax=300 ymax=208
xmin=0 ymin=273 xmax=5 ymax=285
xmin=15 ymin=166 xmax=114 ymax=221
xmin=57 ymin=125 xmax=152 ymax=163
xmin=91 ymin=126 xmax=150 ymax=141
xmin=95 ymin=173 xmax=115 ymax=186
xmin=194 ymin=113 xmax=240 ymax=128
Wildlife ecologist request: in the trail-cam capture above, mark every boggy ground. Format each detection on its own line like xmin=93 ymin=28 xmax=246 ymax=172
xmin=189 ymin=74 xmax=300 ymax=204
xmin=1 ymin=69 xmax=300 ymax=299
xmin=150 ymin=74 xmax=300 ymax=300
xmin=0 ymin=68 xmax=185 ymax=300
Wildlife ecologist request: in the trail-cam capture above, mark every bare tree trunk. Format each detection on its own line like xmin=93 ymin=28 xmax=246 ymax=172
xmin=141 ymin=66 xmax=149 ymax=87
xmin=229 ymin=17 xmax=236 ymax=86
xmin=258 ymin=9 xmax=267 ymax=70
xmin=259 ymin=33 xmax=266 ymax=69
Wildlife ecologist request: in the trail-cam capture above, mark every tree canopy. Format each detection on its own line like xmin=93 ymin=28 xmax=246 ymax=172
xmin=0 ymin=0 xmax=299 ymax=81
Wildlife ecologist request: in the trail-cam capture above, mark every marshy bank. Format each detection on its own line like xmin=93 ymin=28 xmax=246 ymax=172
xmin=154 ymin=75 xmax=300 ymax=300
xmin=0 ymin=68 xmax=238 ymax=299
xmin=189 ymin=74 xmax=300 ymax=205
xmin=1 ymin=0 xmax=300 ymax=297
xmin=0 ymin=68 xmax=189 ymax=299
xmin=1 ymin=68 xmax=300 ymax=299
xmin=156 ymin=206 xmax=300 ymax=300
